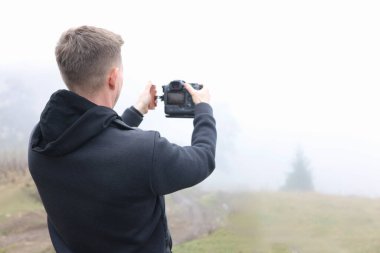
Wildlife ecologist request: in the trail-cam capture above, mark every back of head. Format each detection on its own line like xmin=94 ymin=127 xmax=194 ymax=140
xmin=55 ymin=26 xmax=124 ymax=93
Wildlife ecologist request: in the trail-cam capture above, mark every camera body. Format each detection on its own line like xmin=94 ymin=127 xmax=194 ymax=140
xmin=161 ymin=80 xmax=203 ymax=118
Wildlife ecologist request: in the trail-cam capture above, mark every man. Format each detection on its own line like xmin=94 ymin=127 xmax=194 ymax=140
xmin=28 ymin=26 xmax=217 ymax=253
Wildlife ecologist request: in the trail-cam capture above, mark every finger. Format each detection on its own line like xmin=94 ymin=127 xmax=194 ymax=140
xmin=145 ymin=81 xmax=153 ymax=91
xmin=148 ymin=99 xmax=157 ymax=109
xmin=150 ymin=84 xmax=157 ymax=93
xmin=149 ymin=84 xmax=157 ymax=109
xmin=150 ymin=85 xmax=157 ymax=98
xmin=184 ymin=83 xmax=195 ymax=95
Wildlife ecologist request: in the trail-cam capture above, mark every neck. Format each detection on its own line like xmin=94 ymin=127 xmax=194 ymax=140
xmin=73 ymin=88 xmax=114 ymax=108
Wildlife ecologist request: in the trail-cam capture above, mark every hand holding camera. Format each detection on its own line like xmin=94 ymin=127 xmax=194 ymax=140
xmin=134 ymin=81 xmax=157 ymax=115
xmin=135 ymin=80 xmax=210 ymax=118
xmin=184 ymin=82 xmax=210 ymax=105
xmin=160 ymin=80 xmax=208 ymax=118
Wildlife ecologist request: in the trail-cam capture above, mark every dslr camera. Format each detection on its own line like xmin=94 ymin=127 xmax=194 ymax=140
xmin=160 ymin=80 xmax=203 ymax=118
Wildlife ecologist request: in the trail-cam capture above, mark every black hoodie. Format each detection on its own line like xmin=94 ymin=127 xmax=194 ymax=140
xmin=28 ymin=90 xmax=217 ymax=253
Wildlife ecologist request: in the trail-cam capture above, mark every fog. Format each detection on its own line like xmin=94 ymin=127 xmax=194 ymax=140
xmin=0 ymin=0 xmax=379 ymax=197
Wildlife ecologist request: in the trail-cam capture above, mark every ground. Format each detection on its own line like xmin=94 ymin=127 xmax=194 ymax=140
xmin=0 ymin=179 xmax=229 ymax=253
xmin=2 ymin=178 xmax=380 ymax=253
xmin=174 ymin=192 xmax=380 ymax=253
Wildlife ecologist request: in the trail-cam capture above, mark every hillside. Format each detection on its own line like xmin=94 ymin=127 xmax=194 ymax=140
xmin=0 ymin=179 xmax=228 ymax=253
xmin=1 ymin=180 xmax=380 ymax=253
xmin=174 ymin=192 xmax=380 ymax=253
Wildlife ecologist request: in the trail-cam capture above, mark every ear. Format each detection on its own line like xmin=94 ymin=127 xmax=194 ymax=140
xmin=108 ymin=67 xmax=119 ymax=90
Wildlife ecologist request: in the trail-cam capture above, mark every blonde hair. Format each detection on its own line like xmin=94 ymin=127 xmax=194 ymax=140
xmin=55 ymin=26 xmax=124 ymax=92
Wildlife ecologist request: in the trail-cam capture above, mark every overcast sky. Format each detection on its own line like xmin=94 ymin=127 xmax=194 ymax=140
xmin=1 ymin=0 xmax=379 ymax=196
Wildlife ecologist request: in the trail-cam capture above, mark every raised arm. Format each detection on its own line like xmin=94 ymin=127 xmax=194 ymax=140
xmin=150 ymin=84 xmax=217 ymax=195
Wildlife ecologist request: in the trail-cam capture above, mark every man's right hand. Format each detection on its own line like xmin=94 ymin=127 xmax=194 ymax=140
xmin=134 ymin=81 xmax=157 ymax=115
xmin=184 ymin=83 xmax=211 ymax=105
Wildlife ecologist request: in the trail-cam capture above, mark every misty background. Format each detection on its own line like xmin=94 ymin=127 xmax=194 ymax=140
xmin=1 ymin=0 xmax=379 ymax=197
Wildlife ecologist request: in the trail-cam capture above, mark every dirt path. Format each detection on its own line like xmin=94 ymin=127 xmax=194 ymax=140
xmin=0 ymin=211 xmax=52 ymax=253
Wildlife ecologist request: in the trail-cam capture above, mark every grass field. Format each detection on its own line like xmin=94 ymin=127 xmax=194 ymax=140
xmin=0 ymin=180 xmax=43 ymax=222
xmin=174 ymin=192 xmax=380 ymax=253
xmin=1 ymin=180 xmax=380 ymax=253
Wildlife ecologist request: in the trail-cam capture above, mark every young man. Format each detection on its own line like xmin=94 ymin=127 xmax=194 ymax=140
xmin=28 ymin=26 xmax=217 ymax=253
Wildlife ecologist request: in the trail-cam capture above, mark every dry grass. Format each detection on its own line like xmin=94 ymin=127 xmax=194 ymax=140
xmin=174 ymin=192 xmax=380 ymax=253
xmin=2 ymin=170 xmax=380 ymax=253
xmin=0 ymin=149 xmax=28 ymax=185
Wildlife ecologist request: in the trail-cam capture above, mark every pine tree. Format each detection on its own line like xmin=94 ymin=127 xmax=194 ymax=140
xmin=282 ymin=149 xmax=314 ymax=192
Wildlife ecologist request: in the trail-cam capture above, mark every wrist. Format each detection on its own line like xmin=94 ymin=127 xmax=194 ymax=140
xmin=195 ymin=103 xmax=213 ymax=116
xmin=131 ymin=106 xmax=144 ymax=117
xmin=134 ymin=102 xmax=147 ymax=115
xmin=193 ymin=99 xmax=210 ymax=105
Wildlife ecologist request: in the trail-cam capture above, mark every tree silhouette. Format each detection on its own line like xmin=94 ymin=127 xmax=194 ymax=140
xmin=282 ymin=149 xmax=314 ymax=192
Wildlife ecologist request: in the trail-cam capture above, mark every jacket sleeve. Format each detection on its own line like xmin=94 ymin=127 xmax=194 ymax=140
xmin=121 ymin=106 xmax=143 ymax=127
xmin=150 ymin=103 xmax=217 ymax=195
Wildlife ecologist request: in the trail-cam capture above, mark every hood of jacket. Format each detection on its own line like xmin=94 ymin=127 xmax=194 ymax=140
xmin=30 ymin=89 xmax=120 ymax=156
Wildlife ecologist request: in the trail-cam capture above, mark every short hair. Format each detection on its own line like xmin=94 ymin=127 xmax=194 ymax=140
xmin=55 ymin=26 xmax=124 ymax=92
